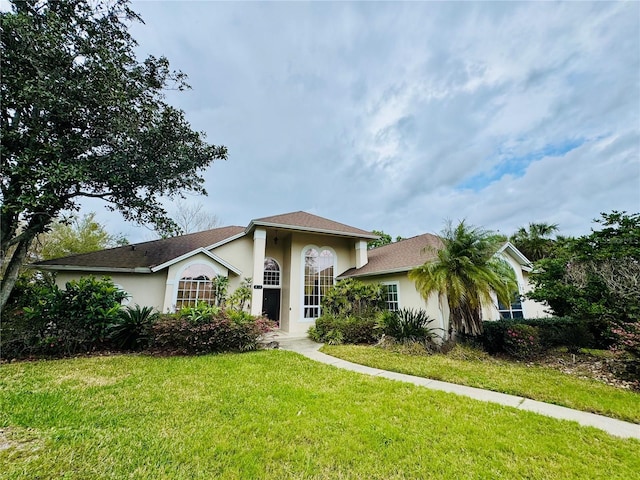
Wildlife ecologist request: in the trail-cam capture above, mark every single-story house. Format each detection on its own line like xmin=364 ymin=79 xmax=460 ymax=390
xmin=35 ymin=211 xmax=549 ymax=336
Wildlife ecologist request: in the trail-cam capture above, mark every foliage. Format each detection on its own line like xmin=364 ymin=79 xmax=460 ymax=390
xmin=36 ymin=212 xmax=127 ymax=261
xmin=310 ymin=314 xmax=380 ymax=345
xmin=368 ymin=230 xmax=404 ymax=249
xmin=377 ymin=308 xmax=440 ymax=343
xmin=107 ymin=304 xmax=159 ymax=350
xmin=503 ymin=324 xmax=541 ymax=359
xmin=178 ymin=302 xmax=222 ymax=323
xmin=228 ymin=277 xmax=252 ymax=311
xmin=1 ymin=275 xmax=126 ymax=358
xmin=477 ymin=317 xmax=602 ymax=355
xmin=212 ymin=275 xmax=229 ymax=307
xmin=509 ymin=222 xmax=559 ymax=261
xmin=321 ymin=278 xmax=385 ymax=317
xmin=151 ymin=311 xmax=275 ymax=354
xmin=409 ymin=220 xmax=518 ymax=337
xmin=528 ymin=211 xmax=640 ymax=356
xmin=0 ymin=0 xmax=227 ymax=310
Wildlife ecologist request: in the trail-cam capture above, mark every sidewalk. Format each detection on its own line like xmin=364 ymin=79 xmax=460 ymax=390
xmin=273 ymin=335 xmax=640 ymax=440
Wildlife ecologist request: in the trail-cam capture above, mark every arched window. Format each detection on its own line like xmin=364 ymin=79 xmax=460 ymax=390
xmin=263 ymin=258 xmax=280 ymax=287
xmin=176 ymin=264 xmax=217 ymax=309
xmin=303 ymin=248 xmax=335 ymax=319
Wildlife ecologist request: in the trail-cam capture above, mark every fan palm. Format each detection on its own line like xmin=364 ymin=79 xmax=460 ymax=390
xmin=510 ymin=222 xmax=559 ymax=261
xmin=409 ymin=221 xmax=517 ymax=337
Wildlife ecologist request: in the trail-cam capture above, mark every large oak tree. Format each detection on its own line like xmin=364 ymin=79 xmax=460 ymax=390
xmin=0 ymin=0 xmax=227 ymax=309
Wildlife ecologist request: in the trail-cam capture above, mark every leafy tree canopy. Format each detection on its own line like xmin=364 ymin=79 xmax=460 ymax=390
xmin=36 ymin=212 xmax=127 ymax=261
xmin=0 ymin=0 xmax=227 ymax=309
xmin=509 ymin=222 xmax=559 ymax=262
xmin=368 ymin=230 xmax=403 ymax=250
xmin=528 ymin=211 xmax=640 ymax=355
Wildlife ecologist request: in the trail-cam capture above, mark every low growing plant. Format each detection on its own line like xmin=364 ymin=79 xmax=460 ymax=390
xmin=378 ymin=308 xmax=440 ymax=343
xmin=107 ymin=304 xmax=160 ymax=350
xmin=503 ymin=323 xmax=541 ymax=360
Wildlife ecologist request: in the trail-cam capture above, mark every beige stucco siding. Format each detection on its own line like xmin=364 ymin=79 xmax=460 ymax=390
xmin=53 ymin=271 xmax=167 ymax=311
xmin=359 ymin=273 xmax=449 ymax=333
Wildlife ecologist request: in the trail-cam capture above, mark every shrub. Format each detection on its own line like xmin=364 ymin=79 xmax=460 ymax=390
xmin=107 ymin=305 xmax=159 ymax=350
xmin=321 ymin=279 xmax=385 ymax=317
xmin=503 ymin=324 xmax=541 ymax=359
xmin=311 ymin=315 xmax=379 ymax=345
xmin=1 ymin=275 xmax=126 ymax=359
xmin=378 ymin=308 xmax=439 ymax=342
xmin=478 ymin=317 xmax=603 ymax=355
xmin=611 ymin=321 xmax=640 ymax=358
xmin=151 ymin=310 xmax=275 ymax=354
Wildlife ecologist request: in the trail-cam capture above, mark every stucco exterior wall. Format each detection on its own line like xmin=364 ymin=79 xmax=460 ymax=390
xmin=52 ymin=271 xmax=167 ymax=311
xmin=359 ymin=273 xmax=450 ymax=334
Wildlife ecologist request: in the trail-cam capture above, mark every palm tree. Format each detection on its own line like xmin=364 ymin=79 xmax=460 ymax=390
xmin=510 ymin=222 xmax=559 ymax=262
xmin=409 ymin=221 xmax=517 ymax=338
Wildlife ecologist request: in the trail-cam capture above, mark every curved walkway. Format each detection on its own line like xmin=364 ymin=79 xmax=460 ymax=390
xmin=275 ymin=336 xmax=640 ymax=440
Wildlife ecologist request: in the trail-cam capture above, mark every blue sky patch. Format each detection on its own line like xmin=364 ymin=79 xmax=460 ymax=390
xmin=457 ymin=138 xmax=586 ymax=192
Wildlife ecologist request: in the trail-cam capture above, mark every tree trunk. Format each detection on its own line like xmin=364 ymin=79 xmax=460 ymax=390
xmin=0 ymin=234 xmax=35 ymax=313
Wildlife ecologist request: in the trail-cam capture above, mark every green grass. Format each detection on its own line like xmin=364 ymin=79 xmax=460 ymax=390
xmin=0 ymin=352 xmax=638 ymax=479
xmin=321 ymin=344 xmax=640 ymax=423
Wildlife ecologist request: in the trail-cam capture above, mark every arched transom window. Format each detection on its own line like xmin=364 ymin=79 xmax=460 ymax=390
xmin=303 ymin=248 xmax=334 ymax=319
xmin=176 ymin=264 xmax=217 ymax=309
xmin=263 ymin=258 xmax=280 ymax=287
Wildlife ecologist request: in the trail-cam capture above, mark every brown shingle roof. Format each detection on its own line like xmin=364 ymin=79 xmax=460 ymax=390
xmin=35 ymin=226 xmax=245 ymax=270
xmin=338 ymin=233 xmax=443 ymax=278
xmin=249 ymin=211 xmax=377 ymax=239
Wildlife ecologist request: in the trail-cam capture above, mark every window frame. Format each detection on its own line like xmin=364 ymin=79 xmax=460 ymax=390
xmin=301 ymin=245 xmax=336 ymax=321
xmin=381 ymin=282 xmax=400 ymax=312
xmin=173 ymin=261 xmax=221 ymax=311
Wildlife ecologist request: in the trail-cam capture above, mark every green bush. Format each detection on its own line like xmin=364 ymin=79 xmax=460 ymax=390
xmin=378 ymin=308 xmax=439 ymax=342
xmin=151 ymin=310 xmax=275 ymax=354
xmin=107 ymin=305 xmax=159 ymax=350
xmin=478 ymin=317 xmax=604 ymax=355
xmin=503 ymin=324 xmax=541 ymax=359
xmin=321 ymin=279 xmax=385 ymax=317
xmin=311 ymin=315 xmax=380 ymax=345
xmin=1 ymin=275 xmax=126 ymax=359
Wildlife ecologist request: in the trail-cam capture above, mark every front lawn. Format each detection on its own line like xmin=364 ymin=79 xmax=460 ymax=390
xmin=321 ymin=344 xmax=640 ymax=423
xmin=1 ymin=352 xmax=639 ymax=479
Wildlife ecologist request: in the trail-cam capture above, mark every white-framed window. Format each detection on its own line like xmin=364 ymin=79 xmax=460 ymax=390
xmin=175 ymin=263 xmax=217 ymax=309
xmin=263 ymin=258 xmax=281 ymax=287
xmin=382 ymin=283 xmax=399 ymax=312
xmin=498 ymin=293 xmax=524 ymax=319
xmin=302 ymin=247 xmax=335 ymax=319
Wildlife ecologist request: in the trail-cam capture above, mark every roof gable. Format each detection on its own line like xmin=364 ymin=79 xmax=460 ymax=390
xmin=339 ymin=233 xmax=443 ymax=278
xmin=248 ymin=211 xmax=377 ymax=239
xmin=35 ymin=226 xmax=245 ymax=271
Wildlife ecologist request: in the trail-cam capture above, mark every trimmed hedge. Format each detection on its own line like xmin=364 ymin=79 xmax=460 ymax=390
xmin=152 ymin=313 xmax=274 ymax=354
xmin=309 ymin=315 xmax=380 ymax=345
xmin=477 ymin=317 xmax=609 ymax=355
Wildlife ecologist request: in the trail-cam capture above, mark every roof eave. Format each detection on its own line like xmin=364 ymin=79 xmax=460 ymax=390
xmin=338 ymin=265 xmax=419 ymax=279
xmin=33 ymin=265 xmax=152 ymax=274
xmin=247 ymin=220 xmax=378 ymax=240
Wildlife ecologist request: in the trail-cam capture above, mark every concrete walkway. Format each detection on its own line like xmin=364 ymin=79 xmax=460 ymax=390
xmin=273 ymin=335 xmax=640 ymax=440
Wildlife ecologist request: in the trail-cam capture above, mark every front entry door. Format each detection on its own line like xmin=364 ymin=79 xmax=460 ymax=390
xmin=262 ymin=288 xmax=281 ymax=326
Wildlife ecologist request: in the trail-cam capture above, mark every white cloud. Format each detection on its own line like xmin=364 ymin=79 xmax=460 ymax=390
xmin=82 ymin=1 xmax=639 ymax=242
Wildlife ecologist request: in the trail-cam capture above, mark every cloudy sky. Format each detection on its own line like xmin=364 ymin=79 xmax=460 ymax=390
xmin=98 ymin=1 xmax=639 ymax=241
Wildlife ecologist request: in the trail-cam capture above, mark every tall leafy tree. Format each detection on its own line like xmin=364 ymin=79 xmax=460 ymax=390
xmin=36 ymin=212 xmax=127 ymax=261
xmin=367 ymin=230 xmax=403 ymax=250
xmin=509 ymin=222 xmax=559 ymax=261
xmin=409 ymin=221 xmax=517 ymax=337
xmin=0 ymin=0 xmax=227 ymax=309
